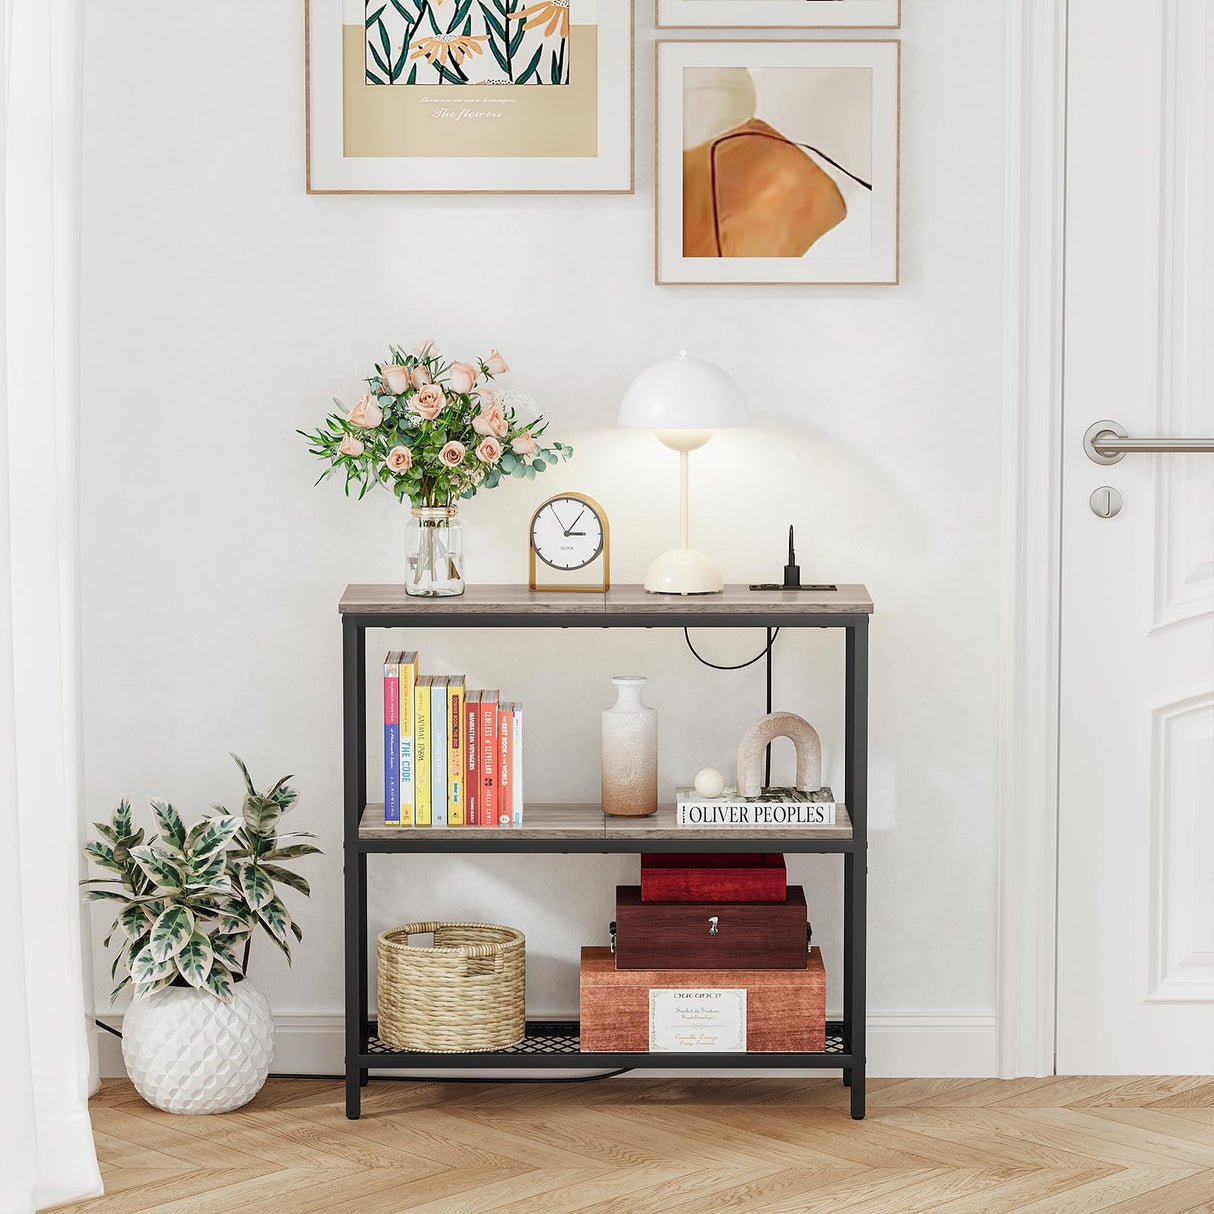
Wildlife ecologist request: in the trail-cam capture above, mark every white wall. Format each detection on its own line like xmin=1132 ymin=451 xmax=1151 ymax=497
xmin=81 ymin=1 xmax=1006 ymax=1075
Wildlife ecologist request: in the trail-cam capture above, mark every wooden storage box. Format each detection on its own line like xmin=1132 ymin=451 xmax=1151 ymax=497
xmin=640 ymin=853 xmax=787 ymax=902
xmin=579 ymin=946 xmax=825 ymax=1052
xmin=614 ymin=884 xmax=809 ymax=970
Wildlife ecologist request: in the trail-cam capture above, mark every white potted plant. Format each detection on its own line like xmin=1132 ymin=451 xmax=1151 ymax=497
xmin=83 ymin=757 xmax=320 ymax=1114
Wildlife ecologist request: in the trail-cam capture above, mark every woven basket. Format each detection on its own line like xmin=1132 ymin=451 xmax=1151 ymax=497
xmin=376 ymin=922 xmax=525 ymax=1053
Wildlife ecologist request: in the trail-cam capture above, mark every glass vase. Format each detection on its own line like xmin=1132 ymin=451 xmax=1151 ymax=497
xmin=406 ymin=506 xmax=464 ymax=598
xmin=601 ymin=675 xmax=658 ymax=817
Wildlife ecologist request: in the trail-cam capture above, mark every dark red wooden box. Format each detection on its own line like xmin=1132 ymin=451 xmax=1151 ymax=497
xmin=613 ymin=884 xmax=809 ymax=970
xmin=640 ymin=853 xmax=787 ymax=902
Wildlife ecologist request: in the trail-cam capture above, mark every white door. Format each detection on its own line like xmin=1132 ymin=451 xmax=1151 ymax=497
xmin=1057 ymin=0 xmax=1214 ymax=1073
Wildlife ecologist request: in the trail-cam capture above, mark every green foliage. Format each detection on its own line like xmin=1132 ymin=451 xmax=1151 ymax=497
xmin=82 ymin=758 xmax=322 ymax=1003
xmin=298 ymin=342 xmax=573 ymax=511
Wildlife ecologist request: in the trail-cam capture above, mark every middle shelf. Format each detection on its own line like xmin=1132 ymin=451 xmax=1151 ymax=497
xmin=356 ymin=802 xmax=855 ymax=854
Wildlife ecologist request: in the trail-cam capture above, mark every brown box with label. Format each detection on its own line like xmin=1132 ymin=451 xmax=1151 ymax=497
xmin=578 ymin=946 xmax=826 ymax=1053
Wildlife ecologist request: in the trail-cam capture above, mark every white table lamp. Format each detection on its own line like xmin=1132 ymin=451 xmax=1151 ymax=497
xmin=619 ymin=352 xmax=749 ymax=594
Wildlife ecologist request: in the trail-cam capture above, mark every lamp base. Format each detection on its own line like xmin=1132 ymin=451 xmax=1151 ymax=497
xmin=643 ymin=548 xmax=724 ymax=595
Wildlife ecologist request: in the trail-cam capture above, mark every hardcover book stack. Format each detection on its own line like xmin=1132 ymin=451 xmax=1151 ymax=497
xmin=382 ymin=651 xmax=523 ymax=827
xmin=579 ymin=854 xmax=826 ymax=1053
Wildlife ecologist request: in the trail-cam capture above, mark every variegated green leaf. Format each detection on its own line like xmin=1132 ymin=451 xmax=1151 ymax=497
xmin=183 ymin=815 xmax=243 ymax=864
xmin=202 ymin=961 xmax=234 ymax=1002
xmin=148 ymin=904 xmax=195 ymax=963
xmin=84 ymin=889 xmax=128 ymax=903
xmin=150 ymin=799 xmax=186 ymax=848
xmin=262 ymin=864 xmax=311 ymax=897
xmin=263 ymin=842 xmax=322 ymax=862
xmin=118 ymin=903 xmax=154 ymax=941
xmin=209 ymin=935 xmax=245 ymax=974
xmin=256 ymin=895 xmax=293 ymax=945
xmin=135 ymin=970 xmax=178 ymax=998
xmin=289 ymin=921 xmax=303 ymax=942
xmin=129 ymin=844 xmax=183 ymax=891
xmin=241 ymin=794 xmax=283 ymax=839
xmin=129 ymin=945 xmax=178 ymax=986
xmin=231 ymin=754 xmax=257 ymax=796
xmin=83 ymin=840 xmax=124 ymax=875
xmin=214 ymin=909 xmax=255 ymax=935
xmin=114 ymin=799 xmax=133 ymax=839
xmin=176 ymin=930 xmax=213 ymax=989
xmin=109 ymin=974 xmax=131 ymax=1003
xmin=238 ymin=863 xmax=275 ymax=911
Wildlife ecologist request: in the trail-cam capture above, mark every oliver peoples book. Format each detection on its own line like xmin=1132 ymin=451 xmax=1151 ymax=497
xmin=675 ymin=786 xmax=837 ymax=828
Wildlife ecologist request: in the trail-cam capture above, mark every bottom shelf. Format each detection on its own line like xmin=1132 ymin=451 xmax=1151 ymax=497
xmin=361 ymin=1019 xmax=850 ymax=1069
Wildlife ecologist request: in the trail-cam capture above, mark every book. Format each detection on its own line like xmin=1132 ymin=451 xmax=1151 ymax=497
xmin=383 ymin=652 xmax=400 ymax=826
xmin=430 ymin=676 xmax=449 ymax=827
xmin=674 ymin=787 xmax=838 ymax=828
xmin=511 ymin=701 xmax=524 ymax=827
xmin=398 ymin=651 xmax=418 ymax=827
xmin=498 ymin=702 xmax=514 ymax=827
xmin=447 ymin=676 xmax=466 ymax=826
xmin=465 ymin=690 xmax=482 ymax=827
xmin=479 ymin=690 xmax=500 ymax=826
xmin=414 ymin=675 xmax=433 ymax=827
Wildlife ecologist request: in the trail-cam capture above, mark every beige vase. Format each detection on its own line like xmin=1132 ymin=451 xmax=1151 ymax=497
xmin=601 ymin=675 xmax=658 ymax=817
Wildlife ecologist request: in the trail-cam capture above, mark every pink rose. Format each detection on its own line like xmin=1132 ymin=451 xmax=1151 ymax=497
xmin=475 ymin=436 xmax=503 ymax=465
xmin=475 ymin=387 xmax=500 ymax=411
xmin=484 ymin=349 xmax=509 ymax=375
xmin=472 ymin=403 xmax=508 ymax=439
xmin=410 ymin=364 xmax=432 ymax=390
xmin=510 ymin=430 xmax=538 ymax=457
xmin=338 ymin=433 xmax=365 ymax=457
xmin=448 ymin=361 xmax=478 ymax=395
xmin=438 ymin=441 xmax=465 ymax=467
xmin=385 ymin=446 xmax=412 ymax=473
xmin=415 ymin=338 xmax=437 ymax=358
xmin=380 ymin=364 xmax=410 ymax=396
xmin=410 ymin=383 xmax=446 ymax=421
xmin=347 ymin=391 xmax=382 ymax=429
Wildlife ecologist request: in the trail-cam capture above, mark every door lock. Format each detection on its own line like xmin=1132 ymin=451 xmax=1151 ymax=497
xmin=1089 ymin=486 xmax=1123 ymax=519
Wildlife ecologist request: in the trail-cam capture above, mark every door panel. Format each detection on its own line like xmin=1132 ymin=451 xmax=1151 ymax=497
xmin=1057 ymin=0 xmax=1214 ymax=1073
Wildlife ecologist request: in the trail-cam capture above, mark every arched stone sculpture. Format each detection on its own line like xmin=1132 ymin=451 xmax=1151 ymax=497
xmin=736 ymin=712 xmax=822 ymax=799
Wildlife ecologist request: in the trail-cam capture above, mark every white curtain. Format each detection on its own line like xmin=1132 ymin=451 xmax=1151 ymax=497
xmin=0 ymin=0 xmax=103 ymax=1209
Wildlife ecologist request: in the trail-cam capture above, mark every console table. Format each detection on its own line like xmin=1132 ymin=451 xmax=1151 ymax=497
xmin=340 ymin=584 xmax=871 ymax=1120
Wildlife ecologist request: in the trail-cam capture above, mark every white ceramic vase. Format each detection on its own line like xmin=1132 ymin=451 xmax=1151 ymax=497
xmin=122 ymin=977 xmax=274 ymax=1114
xmin=601 ymin=675 xmax=658 ymax=817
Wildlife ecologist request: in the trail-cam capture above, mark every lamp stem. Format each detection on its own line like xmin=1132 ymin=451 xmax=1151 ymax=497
xmin=679 ymin=448 xmax=690 ymax=550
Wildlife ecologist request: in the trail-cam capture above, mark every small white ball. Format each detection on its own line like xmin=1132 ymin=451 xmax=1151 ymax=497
xmin=693 ymin=768 xmax=726 ymax=798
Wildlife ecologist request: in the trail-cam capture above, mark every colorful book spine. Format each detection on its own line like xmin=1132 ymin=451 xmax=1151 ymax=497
xmin=480 ymin=691 xmax=500 ymax=827
xmin=512 ymin=701 xmax=524 ymax=826
xmin=398 ymin=651 xmax=417 ymax=827
xmin=414 ymin=675 xmax=433 ymax=827
xmin=498 ymin=703 xmax=514 ymax=828
xmin=383 ymin=652 xmax=400 ymax=825
xmin=431 ymin=676 xmax=448 ymax=828
xmin=447 ymin=676 xmax=466 ymax=827
xmin=465 ymin=690 xmax=482 ymax=827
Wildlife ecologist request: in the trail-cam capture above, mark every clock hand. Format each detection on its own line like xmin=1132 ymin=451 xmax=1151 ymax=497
xmin=551 ymin=506 xmax=571 ymax=532
xmin=564 ymin=507 xmax=586 ymax=536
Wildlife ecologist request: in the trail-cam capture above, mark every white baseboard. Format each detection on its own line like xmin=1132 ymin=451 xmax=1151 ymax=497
xmin=97 ymin=1011 xmax=997 ymax=1081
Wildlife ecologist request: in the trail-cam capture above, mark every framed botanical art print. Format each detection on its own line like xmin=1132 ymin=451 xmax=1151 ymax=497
xmin=657 ymin=0 xmax=900 ymax=29
xmin=656 ymin=40 xmax=900 ymax=284
xmin=306 ymin=0 xmax=634 ymax=193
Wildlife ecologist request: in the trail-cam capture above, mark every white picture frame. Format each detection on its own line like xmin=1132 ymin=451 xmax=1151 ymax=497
xmin=306 ymin=0 xmax=634 ymax=194
xmin=657 ymin=0 xmax=900 ymax=30
xmin=656 ymin=39 xmax=900 ymax=285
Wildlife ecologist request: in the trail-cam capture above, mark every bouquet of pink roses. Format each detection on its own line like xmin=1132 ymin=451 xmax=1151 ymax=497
xmin=300 ymin=341 xmax=571 ymax=507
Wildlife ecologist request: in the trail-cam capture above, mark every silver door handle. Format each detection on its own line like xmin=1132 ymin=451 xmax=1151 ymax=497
xmin=1085 ymin=419 xmax=1214 ymax=465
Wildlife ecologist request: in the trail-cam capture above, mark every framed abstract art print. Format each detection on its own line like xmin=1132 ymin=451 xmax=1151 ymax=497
xmin=656 ymin=40 xmax=900 ymax=284
xmin=306 ymin=0 xmax=634 ymax=193
xmin=657 ymin=0 xmax=900 ymax=29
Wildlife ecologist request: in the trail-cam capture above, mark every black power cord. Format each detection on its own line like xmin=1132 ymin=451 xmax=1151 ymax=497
xmin=683 ymin=627 xmax=780 ymax=671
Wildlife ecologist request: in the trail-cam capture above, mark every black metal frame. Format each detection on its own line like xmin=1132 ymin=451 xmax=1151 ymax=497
xmin=342 ymin=605 xmax=868 ymax=1120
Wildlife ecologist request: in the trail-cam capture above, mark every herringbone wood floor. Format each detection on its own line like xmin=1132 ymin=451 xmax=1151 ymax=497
xmin=54 ymin=1075 xmax=1214 ymax=1213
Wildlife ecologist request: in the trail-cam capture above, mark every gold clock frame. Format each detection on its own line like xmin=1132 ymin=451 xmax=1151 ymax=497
xmin=529 ymin=492 xmax=611 ymax=593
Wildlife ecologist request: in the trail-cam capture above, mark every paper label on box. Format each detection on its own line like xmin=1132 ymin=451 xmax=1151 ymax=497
xmin=648 ymin=989 xmax=747 ymax=1052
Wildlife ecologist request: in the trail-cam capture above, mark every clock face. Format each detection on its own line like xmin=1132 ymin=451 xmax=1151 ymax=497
xmin=530 ymin=496 xmax=605 ymax=572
